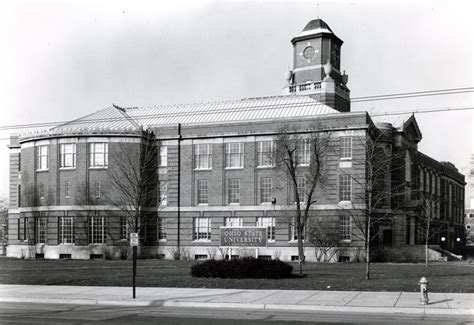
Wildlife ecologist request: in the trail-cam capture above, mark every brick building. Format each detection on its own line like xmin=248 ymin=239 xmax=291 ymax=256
xmin=6 ymin=18 xmax=465 ymax=261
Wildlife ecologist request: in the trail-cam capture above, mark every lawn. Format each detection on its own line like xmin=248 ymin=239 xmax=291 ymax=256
xmin=0 ymin=258 xmax=473 ymax=293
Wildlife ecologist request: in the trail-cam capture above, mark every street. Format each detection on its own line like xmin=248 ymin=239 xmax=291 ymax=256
xmin=0 ymin=302 xmax=472 ymax=325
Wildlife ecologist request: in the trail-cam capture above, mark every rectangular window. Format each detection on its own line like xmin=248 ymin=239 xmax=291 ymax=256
xmin=38 ymin=182 xmax=45 ymax=201
xmin=158 ymin=217 xmax=167 ymax=240
xmin=339 ymin=174 xmax=352 ymax=202
xmin=18 ymin=219 xmax=21 ymax=241
xmin=296 ymin=176 xmax=306 ymax=203
xmin=159 ymin=146 xmax=167 ymax=167
xmin=194 ymin=144 xmax=212 ymax=169
xmin=60 ymin=143 xmax=76 ymax=168
xmin=36 ymin=145 xmax=49 ymax=170
xmin=296 ymin=139 xmax=310 ymax=166
xmin=224 ymin=217 xmax=242 ymax=227
xmin=260 ymin=177 xmax=272 ymax=204
xmin=340 ymin=136 xmax=352 ymax=159
xmin=23 ymin=217 xmax=28 ymax=241
xmin=225 ymin=143 xmax=244 ymax=168
xmin=256 ymin=217 xmax=275 ymax=241
xmin=18 ymin=185 xmax=21 ymax=207
xmin=59 ymin=217 xmax=74 ymax=244
xmin=193 ymin=217 xmax=211 ymax=241
xmin=159 ymin=181 xmax=168 ymax=206
xmin=228 ymin=178 xmax=240 ymax=204
xmin=65 ymin=181 xmax=70 ymax=198
xmin=120 ymin=217 xmax=128 ymax=240
xmin=290 ymin=217 xmax=305 ymax=241
xmin=89 ymin=216 xmax=104 ymax=244
xmin=197 ymin=179 xmax=208 ymax=205
xmin=95 ymin=181 xmax=101 ymax=198
xmin=89 ymin=143 xmax=108 ymax=168
xmin=340 ymin=215 xmax=351 ymax=241
xmin=257 ymin=141 xmax=274 ymax=167
xmin=36 ymin=217 xmax=47 ymax=244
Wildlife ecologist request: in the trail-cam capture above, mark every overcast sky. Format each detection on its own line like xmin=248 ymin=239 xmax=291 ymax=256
xmin=0 ymin=0 xmax=473 ymax=200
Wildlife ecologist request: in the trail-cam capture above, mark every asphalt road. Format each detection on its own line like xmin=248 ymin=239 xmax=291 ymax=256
xmin=0 ymin=302 xmax=472 ymax=324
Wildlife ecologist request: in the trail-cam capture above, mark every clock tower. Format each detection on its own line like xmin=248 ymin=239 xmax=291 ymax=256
xmin=284 ymin=19 xmax=350 ymax=112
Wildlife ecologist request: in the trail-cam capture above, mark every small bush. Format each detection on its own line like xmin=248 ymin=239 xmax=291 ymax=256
xmin=191 ymin=257 xmax=293 ymax=279
xmin=370 ymin=246 xmax=423 ymax=263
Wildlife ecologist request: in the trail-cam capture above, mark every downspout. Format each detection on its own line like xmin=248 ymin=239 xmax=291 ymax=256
xmin=177 ymin=123 xmax=182 ymax=252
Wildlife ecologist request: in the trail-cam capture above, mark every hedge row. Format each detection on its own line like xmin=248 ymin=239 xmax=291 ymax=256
xmin=190 ymin=257 xmax=293 ymax=279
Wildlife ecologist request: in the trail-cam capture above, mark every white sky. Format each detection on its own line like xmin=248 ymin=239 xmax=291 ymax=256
xmin=0 ymin=0 xmax=473 ymax=200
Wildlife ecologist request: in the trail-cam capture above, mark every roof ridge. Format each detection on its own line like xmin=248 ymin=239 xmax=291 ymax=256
xmin=124 ymin=94 xmax=312 ymax=111
xmin=51 ymin=106 xmax=115 ymax=130
xmin=114 ymin=105 xmax=141 ymax=129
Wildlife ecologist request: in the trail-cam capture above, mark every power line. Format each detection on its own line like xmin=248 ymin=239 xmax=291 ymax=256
xmin=0 ymin=87 xmax=472 ymax=132
xmin=0 ymin=105 xmax=471 ymax=143
xmin=351 ymin=87 xmax=474 ymax=101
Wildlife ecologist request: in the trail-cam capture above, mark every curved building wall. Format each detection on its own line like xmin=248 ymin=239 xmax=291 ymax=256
xmin=7 ymin=133 xmax=161 ymax=259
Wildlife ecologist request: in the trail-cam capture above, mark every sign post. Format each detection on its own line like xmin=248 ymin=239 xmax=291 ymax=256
xmin=130 ymin=233 xmax=139 ymax=299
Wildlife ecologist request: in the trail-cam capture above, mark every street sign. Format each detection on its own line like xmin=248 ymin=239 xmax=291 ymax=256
xmin=220 ymin=227 xmax=267 ymax=247
xmin=130 ymin=232 xmax=139 ymax=247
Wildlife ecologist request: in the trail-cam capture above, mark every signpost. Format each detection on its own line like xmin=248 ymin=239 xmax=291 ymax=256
xmin=220 ymin=227 xmax=267 ymax=259
xmin=130 ymin=232 xmax=138 ymax=299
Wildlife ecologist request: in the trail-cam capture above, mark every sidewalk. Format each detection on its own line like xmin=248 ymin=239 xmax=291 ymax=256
xmin=0 ymin=285 xmax=472 ymax=316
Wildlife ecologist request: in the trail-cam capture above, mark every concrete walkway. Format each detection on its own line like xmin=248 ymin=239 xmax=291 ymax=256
xmin=0 ymin=285 xmax=472 ymax=316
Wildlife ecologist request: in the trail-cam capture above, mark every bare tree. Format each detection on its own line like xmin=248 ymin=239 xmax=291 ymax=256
xmin=108 ymin=129 xmax=159 ymax=298
xmin=348 ymin=130 xmax=405 ymax=280
xmin=274 ymin=127 xmax=330 ymax=275
xmin=307 ymin=217 xmax=341 ymax=262
xmin=416 ymin=190 xmax=446 ymax=267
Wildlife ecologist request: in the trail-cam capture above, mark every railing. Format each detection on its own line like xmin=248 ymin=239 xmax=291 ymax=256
xmin=288 ymin=81 xmax=322 ymax=94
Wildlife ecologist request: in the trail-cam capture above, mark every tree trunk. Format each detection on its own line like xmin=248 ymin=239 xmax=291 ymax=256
xmin=298 ymin=227 xmax=304 ymax=276
xmin=425 ymin=224 xmax=430 ymax=268
xmin=365 ymin=212 xmax=371 ymax=280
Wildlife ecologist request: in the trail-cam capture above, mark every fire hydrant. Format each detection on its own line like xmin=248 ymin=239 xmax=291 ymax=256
xmin=419 ymin=276 xmax=429 ymax=305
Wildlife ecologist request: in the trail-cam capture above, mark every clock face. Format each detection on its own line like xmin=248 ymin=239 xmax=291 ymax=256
xmin=303 ymin=46 xmax=315 ymax=59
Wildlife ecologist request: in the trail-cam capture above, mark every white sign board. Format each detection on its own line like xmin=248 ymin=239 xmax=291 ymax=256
xmin=130 ymin=232 xmax=139 ymax=247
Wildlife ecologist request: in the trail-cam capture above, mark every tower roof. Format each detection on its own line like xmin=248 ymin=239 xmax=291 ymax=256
xmin=291 ymin=18 xmax=342 ymax=45
xmin=301 ymin=19 xmax=334 ymax=35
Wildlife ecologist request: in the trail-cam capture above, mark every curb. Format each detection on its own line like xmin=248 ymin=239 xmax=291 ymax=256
xmin=163 ymin=301 xmax=474 ymax=316
xmin=1 ymin=297 xmax=472 ymax=316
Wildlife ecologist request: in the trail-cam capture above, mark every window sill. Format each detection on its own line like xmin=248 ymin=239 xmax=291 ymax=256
xmin=340 ymin=157 xmax=352 ymax=161
xmin=225 ymin=167 xmax=244 ymax=170
xmin=339 ymin=200 xmax=352 ymax=205
xmin=340 ymin=239 xmax=352 ymax=244
xmin=228 ymin=203 xmax=240 ymax=206
xmin=192 ymin=239 xmax=211 ymax=243
xmin=89 ymin=166 xmax=108 ymax=170
xmin=194 ymin=168 xmax=212 ymax=171
xmin=197 ymin=203 xmax=209 ymax=206
xmin=59 ymin=167 xmax=76 ymax=171
xmin=36 ymin=169 xmax=49 ymax=172
xmin=256 ymin=166 xmax=274 ymax=169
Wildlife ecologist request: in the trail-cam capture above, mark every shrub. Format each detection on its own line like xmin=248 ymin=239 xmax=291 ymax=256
xmin=191 ymin=257 xmax=293 ymax=279
xmin=370 ymin=246 xmax=423 ymax=263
